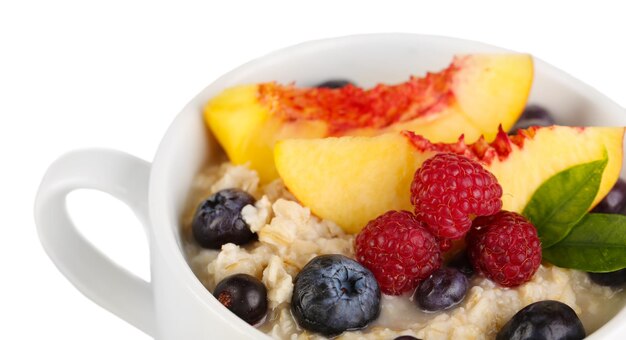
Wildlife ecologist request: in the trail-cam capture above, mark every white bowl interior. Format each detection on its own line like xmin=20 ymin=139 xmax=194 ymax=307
xmin=150 ymin=34 xmax=626 ymax=338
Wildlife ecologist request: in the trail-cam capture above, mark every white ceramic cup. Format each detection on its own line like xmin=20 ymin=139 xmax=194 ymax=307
xmin=35 ymin=33 xmax=626 ymax=339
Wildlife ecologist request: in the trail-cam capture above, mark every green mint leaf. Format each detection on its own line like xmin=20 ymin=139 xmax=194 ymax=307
xmin=522 ymin=155 xmax=607 ymax=248
xmin=543 ymin=213 xmax=626 ymax=272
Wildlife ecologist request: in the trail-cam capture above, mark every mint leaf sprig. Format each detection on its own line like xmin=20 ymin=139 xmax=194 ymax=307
xmin=522 ymin=156 xmax=607 ymax=248
xmin=543 ymin=214 xmax=626 ymax=272
xmin=521 ymin=153 xmax=626 ymax=273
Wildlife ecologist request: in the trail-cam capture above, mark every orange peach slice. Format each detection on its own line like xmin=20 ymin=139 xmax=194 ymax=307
xmin=206 ymin=54 xmax=533 ymax=182
xmin=274 ymin=126 xmax=624 ymax=234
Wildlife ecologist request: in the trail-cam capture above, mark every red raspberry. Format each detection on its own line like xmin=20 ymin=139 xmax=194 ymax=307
xmin=466 ymin=211 xmax=542 ymax=287
xmin=355 ymin=210 xmax=442 ymax=295
xmin=438 ymin=238 xmax=453 ymax=252
xmin=411 ymin=153 xmax=503 ymax=240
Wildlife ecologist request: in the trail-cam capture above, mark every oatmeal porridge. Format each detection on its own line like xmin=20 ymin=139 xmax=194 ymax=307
xmin=183 ymin=163 xmax=625 ymax=340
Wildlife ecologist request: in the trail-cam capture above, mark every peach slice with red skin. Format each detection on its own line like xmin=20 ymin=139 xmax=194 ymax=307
xmin=205 ymin=54 xmax=533 ymax=182
xmin=274 ymin=126 xmax=625 ymax=234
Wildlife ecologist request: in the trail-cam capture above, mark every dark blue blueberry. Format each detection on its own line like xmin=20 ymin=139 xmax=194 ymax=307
xmin=588 ymin=268 xmax=626 ymax=287
xmin=496 ymin=300 xmax=585 ymax=340
xmin=394 ymin=336 xmax=422 ymax=340
xmin=192 ymin=188 xmax=256 ymax=249
xmin=315 ymin=79 xmax=354 ymax=89
xmin=415 ymin=267 xmax=468 ymax=312
xmin=291 ymin=254 xmax=380 ymax=336
xmin=511 ymin=105 xmax=556 ymax=133
xmin=447 ymin=251 xmax=475 ymax=278
xmin=213 ymin=273 xmax=268 ymax=325
xmin=591 ymin=178 xmax=626 ymax=214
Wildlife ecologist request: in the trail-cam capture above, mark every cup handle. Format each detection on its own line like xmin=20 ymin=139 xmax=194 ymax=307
xmin=34 ymin=149 xmax=155 ymax=336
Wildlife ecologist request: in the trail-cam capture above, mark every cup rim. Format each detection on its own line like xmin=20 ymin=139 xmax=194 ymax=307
xmin=148 ymin=33 xmax=626 ymax=339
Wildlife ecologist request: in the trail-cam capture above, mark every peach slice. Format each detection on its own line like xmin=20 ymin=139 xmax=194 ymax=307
xmin=205 ymin=54 xmax=533 ymax=182
xmin=274 ymin=126 xmax=624 ymax=234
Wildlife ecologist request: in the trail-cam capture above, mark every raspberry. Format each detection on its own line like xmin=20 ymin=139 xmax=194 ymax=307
xmin=355 ymin=210 xmax=442 ymax=295
xmin=438 ymin=238 xmax=453 ymax=252
xmin=411 ymin=153 xmax=503 ymax=240
xmin=466 ymin=211 xmax=542 ymax=287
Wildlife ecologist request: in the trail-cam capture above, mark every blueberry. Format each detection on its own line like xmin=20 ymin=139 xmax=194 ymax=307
xmin=497 ymin=300 xmax=585 ymax=340
xmin=591 ymin=178 xmax=626 ymax=214
xmin=213 ymin=273 xmax=268 ymax=325
xmin=291 ymin=254 xmax=380 ymax=336
xmin=192 ymin=188 xmax=256 ymax=249
xmin=511 ymin=105 xmax=556 ymax=132
xmin=447 ymin=251 xmax=475 ymax=278
xmin=588 ymin=268 xmax=626 ymax=287
xmin=394 ymin=336 xmax=422 ymax=340
xmin=415 ymin=267 xmax=468 ymax=312
xmin=315 ymin=79 xmax=354 ymax=89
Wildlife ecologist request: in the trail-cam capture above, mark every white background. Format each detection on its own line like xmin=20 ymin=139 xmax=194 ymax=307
xmin=1 ymin=1 xmax=625 ymax=339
